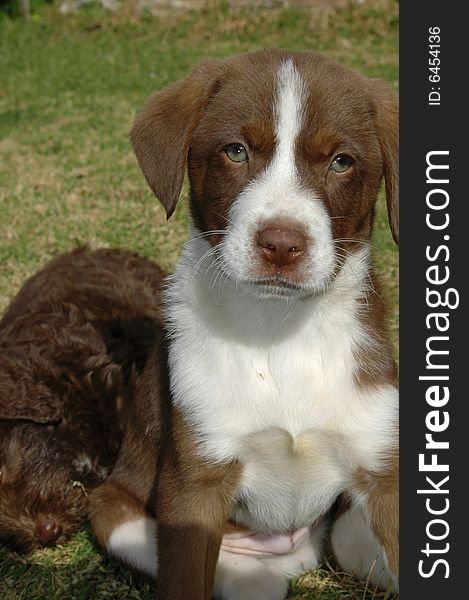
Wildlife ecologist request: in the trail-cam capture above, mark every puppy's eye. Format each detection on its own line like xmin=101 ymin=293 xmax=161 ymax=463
xmin=330 ymin=154 xmax=353 ymax=173
xmin=225 ymin=143 xmax=248 ymax=163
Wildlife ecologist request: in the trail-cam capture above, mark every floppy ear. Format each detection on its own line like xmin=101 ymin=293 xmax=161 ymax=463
xmin=369 ymin=79 xmax=399 ymax=245
xmin=130 ymin=59 xmax=222 ymax=218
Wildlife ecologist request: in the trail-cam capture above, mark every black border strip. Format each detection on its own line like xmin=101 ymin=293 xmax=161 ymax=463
xmin=400 ymin=3 xmax=464 ymax=597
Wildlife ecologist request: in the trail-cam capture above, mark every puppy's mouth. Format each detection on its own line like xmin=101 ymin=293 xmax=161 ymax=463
xmin=245 ymin=276 xmax=308 ymax=298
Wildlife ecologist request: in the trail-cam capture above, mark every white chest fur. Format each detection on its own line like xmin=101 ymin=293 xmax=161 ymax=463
xmin=166 ymin=241 xmax=397 ymax=533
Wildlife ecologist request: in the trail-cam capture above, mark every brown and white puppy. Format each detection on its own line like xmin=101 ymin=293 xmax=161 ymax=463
xmin=0 ymin=247 xmax=163 ymax=553
xmin=90 ymin=48 xmax=398 ymax=599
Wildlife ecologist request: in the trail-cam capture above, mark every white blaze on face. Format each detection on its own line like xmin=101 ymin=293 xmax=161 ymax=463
xmin=272 ymin=59 xmax=305 ymax=183
xmin=221 ymin=60 xmax=336 ymax=296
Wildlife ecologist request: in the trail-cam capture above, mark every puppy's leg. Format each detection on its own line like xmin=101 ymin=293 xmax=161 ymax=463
xmin=89 ymin=411 xmax=159 ymax=577
xmin=331 ymin=504 xmax=397 ymax=593
xmin=155 ymin=458 xmax=240 ymax=600
xmin=214 ymin=523 xmax=324 ymax=600
xmin=351 ymin=454 xmax=399 ymax=587
xmin=89 ymin=480 xmax=157 ymax=578
xmin=214 ymin=552 xmax=289 ymax=600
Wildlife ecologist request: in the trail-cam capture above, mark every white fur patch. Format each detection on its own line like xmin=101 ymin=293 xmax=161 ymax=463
xmin=166 ymin=242 xmax=397 ymax=534
xmin=273 ymin=59 xmax=306 ymax=181
xmin=331 ymin=506 xmax=398 ymax=593
xmin=107 ymin=517 xmax=157 ymax=578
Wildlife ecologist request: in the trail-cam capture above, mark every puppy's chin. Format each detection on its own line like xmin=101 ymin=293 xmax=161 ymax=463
xmin=237 ymin=276 xmax=329 ymax=301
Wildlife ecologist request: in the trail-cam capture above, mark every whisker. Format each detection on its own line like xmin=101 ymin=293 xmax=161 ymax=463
xmin=334 ymin=238 xmax=383 ymax=254
xmin=334 ymin=238 xmax=370 ymax=246
xmin=193 ymin=245 xmax=219 ymax=276
xmin=191 ymin=229 xmax=228 ymax=240
xmin=213 ymin=212 xmax=235 ymax=227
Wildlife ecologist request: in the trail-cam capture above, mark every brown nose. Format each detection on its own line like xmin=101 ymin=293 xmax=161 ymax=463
xmin=257 ymin=228 xmax=306 ymax=267
xmin=35 ymin=516 xmax=62 ymax=546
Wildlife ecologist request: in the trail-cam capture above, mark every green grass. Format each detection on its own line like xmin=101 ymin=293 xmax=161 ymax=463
xmin=0 ymin=1 xmax=398 ymax=598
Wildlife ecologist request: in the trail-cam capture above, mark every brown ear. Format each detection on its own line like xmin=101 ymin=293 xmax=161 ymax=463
xmin=130 ymin=59 xmax=222 ymax=218
xmin=369 ymin=79 xmax=399 ymax=245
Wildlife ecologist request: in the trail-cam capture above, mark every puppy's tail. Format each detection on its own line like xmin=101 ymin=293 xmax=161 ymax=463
xmin=89 ymin=480 xmax=158 ymax=579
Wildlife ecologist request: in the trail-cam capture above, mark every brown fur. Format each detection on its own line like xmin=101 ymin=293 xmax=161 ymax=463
xmin=352 ymin=452 xmax=399 ymax=575
xmin=354 ymin=269 xmax=398 ymax=389
xmin=91 ymin=353 xmax=242 ymax=598
xmin=0 ymin=247 xmax=164 ymax=552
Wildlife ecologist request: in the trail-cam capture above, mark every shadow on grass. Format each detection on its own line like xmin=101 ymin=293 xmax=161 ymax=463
xmin=0 ymin=528 xmax=396 ymax=600
xmin=0 ymin=527 xmax=154 ymax=600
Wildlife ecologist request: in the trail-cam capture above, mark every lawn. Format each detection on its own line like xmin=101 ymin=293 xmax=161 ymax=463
xmin=0 ymin=1 xmax=398 ymax=598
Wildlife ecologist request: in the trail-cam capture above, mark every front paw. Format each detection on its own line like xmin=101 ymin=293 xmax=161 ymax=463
xmin=214 ymin=553 xmax=289 ymax=600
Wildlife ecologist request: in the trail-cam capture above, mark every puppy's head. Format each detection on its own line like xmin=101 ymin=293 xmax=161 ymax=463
xmin=131 ymin=49 xmax=398 ymax=299
xmin=0 ymin=420 xmax=115 ymax=553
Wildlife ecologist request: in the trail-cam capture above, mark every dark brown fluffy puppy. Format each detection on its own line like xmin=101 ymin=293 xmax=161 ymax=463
xmin=0 ymin=247 xmax=164 ymax=553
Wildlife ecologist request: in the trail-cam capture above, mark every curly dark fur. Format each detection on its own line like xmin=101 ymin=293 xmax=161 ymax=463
xmin=0 ymin=247 xmax=164 ymax=553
